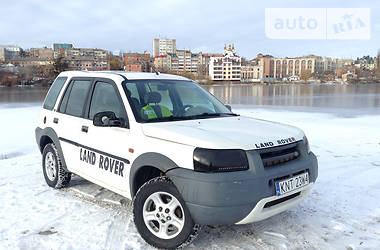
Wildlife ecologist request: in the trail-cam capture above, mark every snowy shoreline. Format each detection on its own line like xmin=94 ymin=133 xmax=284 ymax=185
xmin=1 ymin=105 xmax=379 ymax=249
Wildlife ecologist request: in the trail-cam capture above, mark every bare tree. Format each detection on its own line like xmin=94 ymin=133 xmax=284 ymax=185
xmin=18 ymin=66 xmax=37 ymax=81
xmin=300 ymin=69 xmax=312 ymax=81
xmin=108 ymin=54 xmax=123 ymax=70
xmin=53 ymin=56 xmax=69 ymax=75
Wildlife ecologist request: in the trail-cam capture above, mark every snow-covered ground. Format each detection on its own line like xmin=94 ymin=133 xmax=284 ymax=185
xmin=0 ymin=105 xmax=379 ymax=250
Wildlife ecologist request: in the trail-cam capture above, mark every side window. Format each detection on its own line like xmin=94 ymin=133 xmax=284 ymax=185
xmin=126 ymin=83 xmax=140 ymax=101
xmin=58 ymin=82 xmax=72 ymax=113
xmin=60 ymin=80 xmax=91 ymax=117
xmin=89 ymin=81 xmax=123 ymax=119
xmin=43 ymin=77 xmax=67 ymax=110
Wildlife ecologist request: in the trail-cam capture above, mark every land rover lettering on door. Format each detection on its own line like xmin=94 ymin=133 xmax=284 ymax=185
xmin=79 ymin=147 xmax=126 ymax=177
xmin=35 ymin=71 xmax=318 ymax=249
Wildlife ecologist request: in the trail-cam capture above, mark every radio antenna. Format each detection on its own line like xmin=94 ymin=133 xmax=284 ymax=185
xmin=137 ymin=57 xmax=159 ymax=75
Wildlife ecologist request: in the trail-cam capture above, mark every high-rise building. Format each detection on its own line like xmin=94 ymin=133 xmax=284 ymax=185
xmin=152 ymin=38 xmax=176 ymax=57
xmin=209 ymin=44 xmax=241 ymax=81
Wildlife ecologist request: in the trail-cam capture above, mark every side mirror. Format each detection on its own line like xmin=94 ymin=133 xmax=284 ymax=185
xmin=225 ymin=105 xmax=232 ymax=112
xmin=93 ymin=111 xmax=122 ymax=127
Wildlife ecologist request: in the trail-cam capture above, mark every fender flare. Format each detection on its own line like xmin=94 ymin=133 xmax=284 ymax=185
xmin=35 ymin=127 xmax=68 ymax=171
xmin=129 ymin=152 xmax=179 ymax=197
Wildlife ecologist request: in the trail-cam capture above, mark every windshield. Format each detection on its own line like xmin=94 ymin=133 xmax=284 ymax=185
xmin=123 ymin=80 xmax=237 ymax=123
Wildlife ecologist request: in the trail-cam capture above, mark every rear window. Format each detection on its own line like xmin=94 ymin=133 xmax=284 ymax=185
xmin=43 ymin=77 xmax=67 ymax=110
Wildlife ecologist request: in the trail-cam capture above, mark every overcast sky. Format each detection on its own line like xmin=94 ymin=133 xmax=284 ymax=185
xmin=0 ymin=0 xmax=379 ymax=59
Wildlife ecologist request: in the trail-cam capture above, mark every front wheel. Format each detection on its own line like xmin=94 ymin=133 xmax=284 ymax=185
xmin=133 ymin=176 xmax=199 ymax=249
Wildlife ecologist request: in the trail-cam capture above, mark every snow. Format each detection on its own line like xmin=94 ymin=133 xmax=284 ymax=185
xmin=1 ymin=105 xmax=380 ymax=249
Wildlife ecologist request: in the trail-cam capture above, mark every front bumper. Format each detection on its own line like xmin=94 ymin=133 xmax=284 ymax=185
xmin=236 ymin=182 xmax=313 ymax=224
xmin=166 ymin=146 xmax=318 ymax=225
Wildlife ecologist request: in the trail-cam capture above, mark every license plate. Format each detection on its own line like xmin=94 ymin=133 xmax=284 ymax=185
xmin=275 ymin=172 xmax=309 ymax=196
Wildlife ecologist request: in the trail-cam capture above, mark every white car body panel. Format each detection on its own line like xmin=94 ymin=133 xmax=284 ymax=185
xmin=142 ymin=116 xmax=304 ymax=150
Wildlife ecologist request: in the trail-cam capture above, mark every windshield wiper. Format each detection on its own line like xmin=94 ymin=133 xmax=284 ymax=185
xmin=185 ymin=112 xmax=240 ymax=119
xmin=221 ymin=112 xmax=239 ymax=116
xmin=143 ymin=113 xmax=239 ymax=123
xmin=200 ymin=112 xmax=239 ymax=116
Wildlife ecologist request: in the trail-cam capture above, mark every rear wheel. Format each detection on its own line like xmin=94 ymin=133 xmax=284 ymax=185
xmin=42 ymin=143 xmax=71 ymax=188
xmin=133 ymin=176 xmax=199 ymax=249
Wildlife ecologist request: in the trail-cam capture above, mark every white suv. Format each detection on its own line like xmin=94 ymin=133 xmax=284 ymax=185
xmin=35 ymin=71 xmax=318 ymax=249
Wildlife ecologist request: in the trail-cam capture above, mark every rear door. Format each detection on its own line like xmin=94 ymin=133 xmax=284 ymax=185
xmin=54 ymin=77 xmax=93 ymax=173
xmin=78 ymin=78 xmax=131 ymax=193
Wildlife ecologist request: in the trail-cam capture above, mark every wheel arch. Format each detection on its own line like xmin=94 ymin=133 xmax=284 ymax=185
xmin=35 ymin=127 xmax=68 ymax=171
xmin=39 ymin=135 xmax=53 ymax=153
xmin=129 ymin=152 xmax=180 ymax=197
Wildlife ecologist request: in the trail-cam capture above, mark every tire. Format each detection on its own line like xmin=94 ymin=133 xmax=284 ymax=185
xmin=42 ymin=143 xmax=71 ymax=189
xmin=133 ymin=176 xmax=200 ymax=249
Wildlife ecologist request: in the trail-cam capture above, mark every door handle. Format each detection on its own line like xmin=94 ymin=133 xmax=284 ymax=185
xmin=81 ymin=126 xmax=88 ymax=133
xmin=53 ymin=118 xmax=59 ymax=124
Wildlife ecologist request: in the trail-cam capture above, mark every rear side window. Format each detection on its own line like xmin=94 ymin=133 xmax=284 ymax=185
xmin=59 ymin=79 xmax=92 ymax=117
xmin=43 ymin=77 xmax=67 ymax=110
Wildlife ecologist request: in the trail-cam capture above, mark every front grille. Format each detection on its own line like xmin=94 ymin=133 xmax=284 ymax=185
xmin=259 ymin=142 xmax=299 ymax=168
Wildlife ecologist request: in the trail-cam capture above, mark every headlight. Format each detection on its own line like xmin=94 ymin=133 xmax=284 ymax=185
xmin=193 ymin=148 xmax=249 ymax=172
xmin=303 ymin=136 xmax=311 ymax=154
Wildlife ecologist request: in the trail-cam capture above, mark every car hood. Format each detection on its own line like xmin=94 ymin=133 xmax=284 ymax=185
xmin=141 ymin=116 xmax=304 ymax=150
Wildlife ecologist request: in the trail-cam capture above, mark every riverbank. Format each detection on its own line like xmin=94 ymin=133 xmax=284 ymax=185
xmin=198 ymin=79 xmax=380 ymax=86
xmin=1 ymin=78 xmax=379 ymax=88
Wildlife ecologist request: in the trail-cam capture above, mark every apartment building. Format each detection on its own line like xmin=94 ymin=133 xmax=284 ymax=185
xmin=154 ymin=54 xmax=172 ymax=72
xmin=123 ymin=52 xmax=151 ymax=72
xmin=53 ymin=43 xmax=73 ymax=58
xmin=154 ymin=50 xmax=222 ymax=74
xmin=174 ymin=50 xmax=199 ymax=73
xmin=152 ymin=38 xmax=176 ymax=57
xmin=64 ymin=48 xmax=108 ymax=70
xmin=209 ymin=44 xmax=241 ymax=81
xmin=0 ymin=45 xmax=21 ymax=62
xmin=29 ymin=47 xmax=54 ymax=59
xmin=256 ymin=54 xmax=348 ymax=79
xmin=241 ymin=64 xmax=263 ymax=80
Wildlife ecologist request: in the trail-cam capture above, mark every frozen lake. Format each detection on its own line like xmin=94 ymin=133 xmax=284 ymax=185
xmin=1 ymin=83 xmax=380 ymax=116
xmin=204 ymin=83 xmax=380 ymax=116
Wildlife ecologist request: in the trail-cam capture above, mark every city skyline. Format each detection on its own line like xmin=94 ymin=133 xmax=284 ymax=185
xmin=0 ymin=0 xmax=379 ymax=59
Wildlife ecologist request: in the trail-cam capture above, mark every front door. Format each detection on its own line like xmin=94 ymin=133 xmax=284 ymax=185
xmin=78 ymin=79 xmax=131 ymax=194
